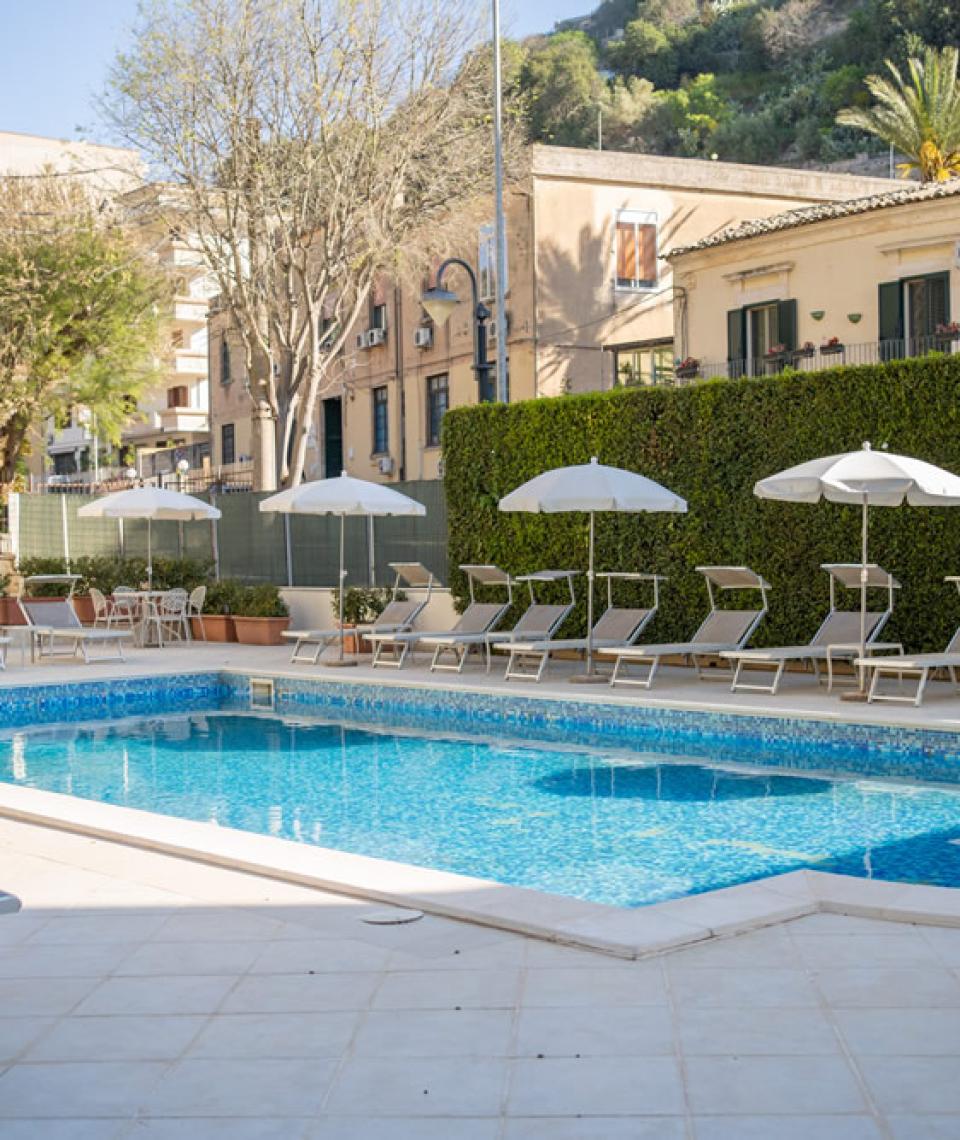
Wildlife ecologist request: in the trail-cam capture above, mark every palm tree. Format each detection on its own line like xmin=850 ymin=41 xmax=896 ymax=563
xmin=837 ymin=46 xmax=960 ymax=183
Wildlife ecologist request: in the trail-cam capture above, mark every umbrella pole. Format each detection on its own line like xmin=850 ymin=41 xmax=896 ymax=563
xmin=859 ymin=493 xmax=868 ymax=691
xmin=338 ymin=513 xmax=345 ymax=663
xmin=147 ymin=520 xmax=153 ymax=588
xmin=586 ymin=511 xmax=595 ymax=674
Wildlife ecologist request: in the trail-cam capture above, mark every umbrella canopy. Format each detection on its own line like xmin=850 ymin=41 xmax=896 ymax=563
xmin=260 ymin=473 xmax=426 ymax=664
xmin=499 ymin=457 xmax=687 ymax=677
xmin=78 ymin=487 xmax=221 ymax=586
xmin=754 ymin=442 xmax=960 ymax=693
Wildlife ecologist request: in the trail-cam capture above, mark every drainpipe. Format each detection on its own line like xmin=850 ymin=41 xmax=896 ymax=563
xmin=394 ymin=286 xmax=407 ymax=481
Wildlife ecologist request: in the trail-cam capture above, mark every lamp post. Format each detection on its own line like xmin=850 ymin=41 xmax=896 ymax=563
xmin=491 ymin=0 xmax=508 ymax=404
xmin=422 ymin=258 xmax=495 ymax=403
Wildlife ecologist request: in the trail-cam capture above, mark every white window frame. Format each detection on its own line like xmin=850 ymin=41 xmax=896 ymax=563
xmin=478 ymin=222 xmax=507 ymax=303
xmin=614 ymin=209 xmax=659 ymax=293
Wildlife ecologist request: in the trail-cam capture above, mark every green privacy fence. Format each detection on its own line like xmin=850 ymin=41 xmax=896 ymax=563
xmin=13 ymin=480 xmax=448 ymax=588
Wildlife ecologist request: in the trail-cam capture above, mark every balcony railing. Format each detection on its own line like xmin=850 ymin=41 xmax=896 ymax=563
xmin=670 ymin=335 xmax=960 ymax=386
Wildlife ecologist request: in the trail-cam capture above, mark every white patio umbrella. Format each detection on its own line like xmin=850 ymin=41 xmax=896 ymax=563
xmin=755 ymin=441 xmax=960 ymax=692
xmin=259 ymin=472 xmax=426 ymax=664
xmin=78 ymin=486 xmax=222 ymax=586
xmin=499 ymin=457 xmax=687 ymax=678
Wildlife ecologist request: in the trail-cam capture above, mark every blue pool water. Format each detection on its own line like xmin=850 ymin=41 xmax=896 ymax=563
xmin=4 ymin=711 xmax=960 ymax=907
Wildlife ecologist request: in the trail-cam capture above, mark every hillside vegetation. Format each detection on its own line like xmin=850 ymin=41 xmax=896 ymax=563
xmin=511 ymin=0 xmax=960 ymax=167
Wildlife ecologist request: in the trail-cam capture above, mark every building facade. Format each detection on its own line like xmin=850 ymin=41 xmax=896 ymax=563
xmin=668 ymin=179 xmax=960 ymax=380
xmin=208 ymin=146 xmax=893 ymax=486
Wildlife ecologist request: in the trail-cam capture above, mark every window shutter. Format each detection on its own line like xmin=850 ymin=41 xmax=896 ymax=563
xmin=639 ymin=223 xmax=657 ymax=283
xmin=777 ymin=299 xmax=798 ymax=351
xmin=616 ymin=222 xmax=636 ymax=282
xmin=878 ymin=281 xmax=903 ymax=341
xmin=727 ymin=308 xmax=745 ymax=376
xmin=929 ymin=272 xmax=950 ymax=328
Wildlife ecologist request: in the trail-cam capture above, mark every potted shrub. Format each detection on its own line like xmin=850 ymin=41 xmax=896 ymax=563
xmin=674 ymin=356 xmax=700 ymax=381
xmin=330 ymin=586 xmax=395 ymax=653
xmin=935 ymin=321 xmax=960 ymax=351
xmin=820 ymin=335 xmax=845 ymax=356
xmin=232 ymin=583 xmax=291 ymax=646
xmin=201 ymin=579 xmax=243 ymax=642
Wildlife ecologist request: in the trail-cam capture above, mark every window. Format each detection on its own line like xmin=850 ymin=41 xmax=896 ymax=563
xmin=167 ymin=386 xmax=188 ymax=408
xmin=221 ymin=423 xmax=235 ymax=466
xmin=371 ymin=302 xmax=387 ymax=331
xmin=615 ymin=211 xmax=657 ymax=290
xmin=372 ymin=386 xmax=389 ymax=454
xmin=615 ymin=343 xmax=675 ymax=387
xmin=478 ymin=222 xmax=507 ymax=301
xmin=318 ymin=313 xmax=336 ymax=350
xmin=727 ymin=300 xmax=797 ymax=376
xmin=170 ymin=329 xmax=184 ymax=349
xmin=426 ymin=374 xmax=449 ymax=448
xmin=219 ymin=335 xmax=231 ymax=384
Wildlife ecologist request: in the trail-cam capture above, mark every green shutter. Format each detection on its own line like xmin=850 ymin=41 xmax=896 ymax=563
xmin=928 ymin=271 xmax=950 ymax=329
xmin=727 ymin=308 xmax=745 ymax=377
xmin=777 ymin=299 xmax=798 ymax=351
xmin=878 ymin=280 xmax=903 ymax=361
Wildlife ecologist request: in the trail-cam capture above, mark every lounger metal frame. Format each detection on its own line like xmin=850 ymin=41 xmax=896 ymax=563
xmin=606 ymin=566 xmax=771 ymax=689
xmin=497 ymin=573 xmax=664 ymax=682
xmin=369 ymin=565 xmax=513 ymax=670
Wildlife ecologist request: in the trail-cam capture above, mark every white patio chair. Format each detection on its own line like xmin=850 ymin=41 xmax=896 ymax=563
xmin=188 ymin=585 xmax=207 ymax=640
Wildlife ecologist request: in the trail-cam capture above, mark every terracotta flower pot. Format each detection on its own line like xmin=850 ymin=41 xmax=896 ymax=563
xmin=200 ymin=614 xmax=237 ymax=642
xmin=232 ymin=616 xmax=290 ymax=646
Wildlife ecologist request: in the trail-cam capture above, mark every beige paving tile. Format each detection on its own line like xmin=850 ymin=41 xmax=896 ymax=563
xmin=814 ymin=967 xmax=960 ymax=1008
xmin=666 ymin=925 xmax=794 ymax=969
xmin=684 ymin=1055 xmax=867 ymax=1115
xmin=692 ymin=1117 xmax=883 ymax=1139
xmin=0 ymin=1123 xmax=126 ymax=1139
xmin=125 ymin=1122 xmax=310 ymax=1140
xmin=154 ymin=910 xmax=286 ymax=943
xmin=0 ymin=1060 xmax=167 ymax=1117
xmin=858 ymin=1056 xmax=960 ymax=1114
xmin=507 ymin=1056 xmax=684 ymax=1116
xmin=116 ymin=939 xmax=264 ymax=977
xmin=25 ymin=914 xmax=167 ymax=945
xmin=144 ymin=1057 xmax=336 ymax=1117
xmin=918 ymin=925 xmax=960 ymax=966
xmin=677 ymin=1006 xmax=840 ymax=1055
xmin=887 ymin=1115 xmax=960 ymax=1139
xmin=308 ymin=1119 xmax=498 ymax=1139
xmin=187 ymin=1011 xmax=360 ymax=1059
xmin=835 ymin=1008 xmax=960 ymax=1056
xmin=373 ymin=968 xmax=521 ymax=1010
xmin=668 ymin=966 xmax=818 ymax=1008
xmin=520 ymin=965 xmax=667 ymax=1008
xmin=0 ymin=977 xmax=98 ymax=1018
xmin=790 ymin=932 xmax=941 ymax=969
xmin=324 ymin=1056 xmax=507 ymax=1117
xmin=503 ymin=1120 xmax=685 ymax=1139
xmin=513 ymin=1005 xmax=675 ymax=1057
xmin=25 ymin=1015 xmax=206 ymax=1062
xmin=0 ymin=1017 xmax=57 ymax=1062
xmin=0 ymin=943 xmax=136 ymax=978
xmin=250 ymin=937 xmax=391 ymax=975
xmin=352 ymin=1008 xmax=512 ymax=1058
xmin=222 ymin=972 xmax=378 ymax=1013
xmin=74 ymin=975 xmax=238 ymax=1017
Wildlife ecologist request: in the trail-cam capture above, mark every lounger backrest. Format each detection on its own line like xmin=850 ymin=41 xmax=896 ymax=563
xmin=945 ymin=625 xmax=960 ymax=654
xmin=514 ymin=603 xmax=571 ymax=639
xmin=374 ymin=598 xmax=422 ymax=629
xmin=810 ymin=610 xmax=887 ymax=647
xmin=692 ymin=608 xmax=762 ymax=648
xmin=21 ymin=599 xmax=81 ymax=631
xmin=452 ymin=601 xmax=509 ymax=636
xmin=591 ymin=606 xmax=653 ymax=643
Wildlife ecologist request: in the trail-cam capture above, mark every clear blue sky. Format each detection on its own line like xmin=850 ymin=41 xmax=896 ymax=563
xmin=0 ymin=0 xmax=589 ymax=143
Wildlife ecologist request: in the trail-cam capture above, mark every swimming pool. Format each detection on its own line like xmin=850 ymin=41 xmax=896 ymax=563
xmin=3 ymin=709 xmax=960 ymax=907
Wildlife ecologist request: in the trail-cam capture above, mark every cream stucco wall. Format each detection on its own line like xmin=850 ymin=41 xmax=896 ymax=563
xmin=672 ymin=194 xmax=960 ymax=375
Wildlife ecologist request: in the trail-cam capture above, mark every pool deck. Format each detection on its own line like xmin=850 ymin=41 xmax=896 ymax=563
xmin=1 ymin=815 xmax=959 ymax=1138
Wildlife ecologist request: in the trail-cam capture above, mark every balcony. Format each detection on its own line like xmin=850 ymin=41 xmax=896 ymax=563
xmin=159 ymin=406 xmax=209 ymax=434
xmin=173 ymin=350 xmax=208 ymax=376
xmin=173 ymin=297 xmax=210 ymax=324
xmin=653 ymin=335 xmax=960 ymax=387
xmin=46 ymin=425 xmax=93 ymax=454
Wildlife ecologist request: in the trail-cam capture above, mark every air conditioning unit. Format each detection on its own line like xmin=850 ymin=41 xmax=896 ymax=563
xmin=378 ymin=455 xmax=395 ymax=475
xmin=355 ymin=332 xmax=368 ymax=351
xmin=366 ymin=327 xmax=387 ymax=348
xmin=413 ymin=326 xmax=433 ymax=349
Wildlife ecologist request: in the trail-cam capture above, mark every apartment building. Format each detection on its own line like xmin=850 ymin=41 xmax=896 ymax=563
xmin=208 ymin=145 xmax=893 ymax=486
xmin=668 ymin=178 xmax=960 ymax=379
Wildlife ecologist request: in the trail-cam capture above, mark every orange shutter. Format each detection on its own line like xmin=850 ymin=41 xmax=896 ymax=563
xmin=639 ymin=224 xmax=657 ymax=283
xmin=616 ymin=222 xmax=636 ymax=282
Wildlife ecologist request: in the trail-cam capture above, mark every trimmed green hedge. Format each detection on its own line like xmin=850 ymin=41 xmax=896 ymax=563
xmin=442 ymin=357 xmax=960 ymax=653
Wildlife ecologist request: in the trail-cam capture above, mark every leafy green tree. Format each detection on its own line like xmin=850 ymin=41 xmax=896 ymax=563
xmin=836 ymin=45 xmax=960 ymax=181
xmin=0 ymin=176 xmax=166 ymax=485
xmin=646 ymin=73 xmax=731 ymax=156
xmin=520 ymin=32 xmax=606 ymax=146
xmin=609 ymin=19 xmax=679 ymax=89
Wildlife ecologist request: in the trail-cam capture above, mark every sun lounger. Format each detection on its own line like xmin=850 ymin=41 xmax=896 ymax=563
xmin=856 ymin=575 xmax=959 ymax=706
xmin=495 ymin=573 xmax=664 ymax=682
xmin=19 ymin=598 xmax=132 ymax=663
xmin=0 ymin=634 xmax=9 ymax=670
xmin=283 ymin=561 xmax=435 ymax=664
xmin=601 ymin=566 xmax=770 ymax=689
xmin=722 ymin=564 xmax=900 ymax=694
xmin=367 ymin=564 xmax=513 ymax=669
xmin=422 ymin=570 xmax=578 ymax=673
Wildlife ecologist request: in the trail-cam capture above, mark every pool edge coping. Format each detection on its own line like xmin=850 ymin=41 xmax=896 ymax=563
xmin=3 ymin=782 xmax=960 ymax=959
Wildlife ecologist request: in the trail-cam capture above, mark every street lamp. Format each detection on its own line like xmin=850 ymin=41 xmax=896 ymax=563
xmin=422 ymin=258 xmax=495 ymax=403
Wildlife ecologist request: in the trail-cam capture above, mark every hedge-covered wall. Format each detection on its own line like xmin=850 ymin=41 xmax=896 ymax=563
xmin=442 ymin=357 xmax=960 ymax=653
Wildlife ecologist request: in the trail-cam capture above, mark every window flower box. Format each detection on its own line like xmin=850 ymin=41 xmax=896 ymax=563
xmin=791 ymin=342 xmax=816 ymax=361
xmin=675 ymin=357 xmax=700 ymax=380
